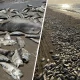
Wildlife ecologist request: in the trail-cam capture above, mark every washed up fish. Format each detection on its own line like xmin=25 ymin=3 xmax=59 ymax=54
xmin=0 ymin=48 xmax=10 ymax=55
xmin=19 ymin=48 xmax=30 ymax=63
xmin=11 ymin=50 xmax=23 ymax=67
xmin=10 ymin=31 xmax=24 ymax=36
xmin=17 ymin=37 xmax=25 ymax=48
xmin=0 ymin=31 xmax=6 ymax=35
xmin=0 ymin=10 xmax=7 ymax=14
xmin=0 ymin=15 xmax=7 ymax=20
xmin=4 ymin=32 xmax=11 ymax=40
xmin=25 ymin=34 xmax=40 ymax=39
xmin=27 ymin=4 xmax=33 ymax=7
xmin=30 ymin=38 xmax=39 ymax=44
xmin=0 ymin=62 xmax=23 ymax=80
xmin=0 ymin=54 xmax=10 ymax=62
xmin=0 ymin=18 xmax=41 ymax=34
xmin=0 ymin=37 xmax=4 ymax=42
xmin=11 ymin=14 xmax=21 ymax=18
xmin=2 ymin=39 xmax=16 ymax=46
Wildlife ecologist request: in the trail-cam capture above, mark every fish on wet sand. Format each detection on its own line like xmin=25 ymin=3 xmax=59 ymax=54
xmin=0 ymin=19 xmax=41 ymax=34
xmin=19 ymin=48 xmax=30 ymax=63
xmin=30 ymin=38 xmax=39 ymax=44
xmin=10 ymin=31 xmax=24 ymax=36
xmin=11 ymin=49 xmax=23 ymax=67
xmin=25 ymin=34 xmax=40 ymax=39
xmin=0 ymin=48 xmax=10 ymax=55
xmin=2 ymin=39 xmax=17 ymax=46
xmin=0 ymin=62 xmax=23 ymax=80
xmin=0 ymin=54 xmax=10 ymax=62
xmin=4 ymin=32 xmax=11 ymax=40
xmin=16 ymin=37 xmax=25 ymax=48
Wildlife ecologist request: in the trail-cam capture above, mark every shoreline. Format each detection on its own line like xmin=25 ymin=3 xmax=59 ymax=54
xmin=49 ymin=5 xmax=80 ymax=19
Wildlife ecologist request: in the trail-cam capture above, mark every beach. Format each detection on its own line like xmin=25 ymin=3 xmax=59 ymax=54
xmin=0 ymin=0 xmax=46 ymax=80
xmin=34 ymin=7 xmax=80 ymax=80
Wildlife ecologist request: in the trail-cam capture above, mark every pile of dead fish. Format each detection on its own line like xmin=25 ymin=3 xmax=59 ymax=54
xmin=0 ymin=32 xmax=31 ymax=80
xmin=0 ymin=3 xmax=45 ymax=23
xmin=34 ymin=18 xmax=80 ymax=80
xmin=0 ymin=3 xmax=46 ymax=43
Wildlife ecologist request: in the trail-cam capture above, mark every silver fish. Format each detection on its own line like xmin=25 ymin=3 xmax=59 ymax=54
xmin=0 ymin=18 xmax=41 ymax=34
xmin=19 ymin=48 xmax=30 ymax=63
xmin=0 ymin=54 xmax=10 ymax=62
xmin=30 ymin=38 xmax=39 ymax=44
xmin=4 ymin=32 xmax=11 ymax=40
xmin=0 ymin=48 xmax=10 ymax=55
xmin=2 ymin=39 xmax=17 ymax=46
xmin=10 ymin=31 xmax=24 ymax=36
xmin=0 ymin=62 xmax=23 ymax=80
xmin=16 ymin=37 xmax=25 ymax=48
xmin=11 ymin=49 xmax=23 ymax=67
xmin=25 ymin=34 xmax=40 ymax=39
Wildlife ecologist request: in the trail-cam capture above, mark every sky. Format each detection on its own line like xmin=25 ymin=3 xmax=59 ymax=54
xmin=48 ymin=0 xmax=80 ymax=4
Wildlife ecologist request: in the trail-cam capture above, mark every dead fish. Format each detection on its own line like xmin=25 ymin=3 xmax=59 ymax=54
xmin=30 ymin=38 xmax=39 ymax=44
xmin=2 ymin=39 xmax=16 ymax=46
xmin=0 ymin=31 xmax=6 ymax=35
xmin=4 ymin=32 xmax=11 ymax=40
xmin=19 ymin=48 xmax=30 ymax=63
xmin=0 ymin=15 xmax=7 ymax=20
xmin=11 ymin=14 xmax=21 ymax=18
xmin=0 ymin=37 xmax=4 ymax=41
xmin=0 ymin=10 xmax=7 ymax=14
xmin=10 ymin=31 xmax=24 ymax=36
xmin=11 ymin=49 xmax=23 ymax=67
xmin=16 ymin=37 xmax=25 ymax=48
xmin=0 ymin=54 xmax=10 ymax=62
xmin=0 ymin=18 xmax=41 ymax=34
xmin=0 ymin=62 xmax=23 ymax=80
xmin=0 ymin=48 xmax=10 ymax=55
xmin=25 ymin=34 xmax=40 ymax=39
xmin=0 ymin=38 xmax=4 ymax=47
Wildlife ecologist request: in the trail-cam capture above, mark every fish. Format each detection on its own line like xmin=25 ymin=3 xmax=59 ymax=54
xmin=10 ymin=31 xmax=24 ymax=36
xmin=4 ymin=32 xmax=11 ymax=40
xmin=0 ymin=15 xmax=7 ymax=20
xmin=0 ymin=54 xmax=10 ymax=62
xmin=0 ymin=37 xmax=4 ymax=47
xmin=0 ymin=18 xmax=41 ymax=34
xmin=0 ymin=31 xmax=6 ymax=35
xmin=30 ymin=38 xmax=39 ymax=44
xmin=0 ymin=48 xmax=10 ymax=55
xmin=25 ymin=34 xmax=40 ymax=39
xmin=11 ymin=49 xmax=23 ymax=67
xmin=0 ymin=62 xmax=23 ymax=80
xmin=2 ymin=39 xmax=17 ymax=46
xmin=19 ymin=48 xmax=30 ymax=63
xmin=16 ymin=37 xmax=25 ymax=48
